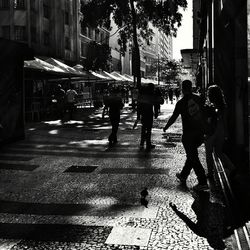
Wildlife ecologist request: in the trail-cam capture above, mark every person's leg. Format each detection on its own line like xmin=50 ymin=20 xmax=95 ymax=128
xmin=180 ymin=134 xmax=207 ymax=185
xmin=145 ymin=118 xmax=154 ymax=150
xmin=140 ymin=123 xmax=146 ymax=147
xmin=204 ymin=135 xmax=215 ymax=177
xmin=112 ymin=119 xmax=119 ymax=143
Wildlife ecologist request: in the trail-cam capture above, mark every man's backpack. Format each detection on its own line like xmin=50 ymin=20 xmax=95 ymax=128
xmin=188 ymin=98 xmax=203 ymax=121
xmin=187 ymin=98 xmax=211 ymax=133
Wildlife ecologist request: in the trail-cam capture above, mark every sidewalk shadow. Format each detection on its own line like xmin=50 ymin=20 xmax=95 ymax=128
xmin=170 ymin=191 xmax=234 ymax=250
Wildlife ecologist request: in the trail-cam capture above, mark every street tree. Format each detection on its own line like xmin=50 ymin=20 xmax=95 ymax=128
xmin=149 ymin=58 xmax=184 ymax=85
xmin=81 ymin=0 xmax=187 ymax=88
xmin=85 ymin=41 xmax=112 ymax=71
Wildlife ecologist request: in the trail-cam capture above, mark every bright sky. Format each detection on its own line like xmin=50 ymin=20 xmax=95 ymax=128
xmin=172 ymin=0 xmax=193 ymax=60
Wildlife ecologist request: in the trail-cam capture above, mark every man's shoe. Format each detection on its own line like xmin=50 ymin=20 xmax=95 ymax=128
xmin=176 ymin=173 xmax=186 ymax=185
xmin=193 ymin=183 xmax=209 ymax=192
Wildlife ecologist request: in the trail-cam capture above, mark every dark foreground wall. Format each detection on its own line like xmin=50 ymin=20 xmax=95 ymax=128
xmin=0 ymin=38 xmax=33 ymax=146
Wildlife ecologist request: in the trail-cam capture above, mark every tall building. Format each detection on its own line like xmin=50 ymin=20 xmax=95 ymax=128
xmin=108 ymin=17 xmax=131 ymax=75
xmin=142 ymin=24 xmax=173 ymax=79
xmin=0 ymin=0 xmax=82 ymax=64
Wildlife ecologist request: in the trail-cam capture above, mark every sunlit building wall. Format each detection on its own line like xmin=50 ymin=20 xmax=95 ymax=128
xmin=0 ymin=0 xmax=81 ymax=64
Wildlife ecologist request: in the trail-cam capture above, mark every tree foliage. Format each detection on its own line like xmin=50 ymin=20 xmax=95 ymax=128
xmin=81 ymin=0 xmax=187 ymax=86
xmin=148 ymin=58 xmax=184 ymax=83
xmin=85 ymin=41 xmax=112 ymax=71
xmin=81 ymin=0 xmax=187 ymax=52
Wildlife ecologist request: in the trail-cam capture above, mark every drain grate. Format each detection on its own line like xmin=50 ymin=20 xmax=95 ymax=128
xmin=64 ymin=165 xmax=98 ymax=173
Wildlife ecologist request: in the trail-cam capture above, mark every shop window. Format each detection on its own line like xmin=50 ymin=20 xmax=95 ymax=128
xmin=0 ymin=0 xmax=9 ymax=9
xmin=14 ymin=26 xmax=26 ymax=41
xmin=14 ymin=0 xmax=25 ymax=9
xmin=65 ymin=11 xmax=69 ymax=25
xmin=43 ymin=4 xmax=49 ymax=18
xmin=1 ymin=26 xmax=10 ymax=39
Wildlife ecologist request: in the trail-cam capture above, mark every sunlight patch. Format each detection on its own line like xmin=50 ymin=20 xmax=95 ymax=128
xmin=105 ymin=227 xmax=151 ymax=246
xmin=69 ymin=140 xmax=107 ymax=147
xmin=86 ymin=196 xmax=118 ymax=207
xmin=28 ymin=128 xmax=36 ymax=131
xmin=48 ymin=129 xmax=59 ymax=135
xmin=64 ymin=120 xmax=84 ymax=125
xmin=43 ymin=120 xmax=62 ymax=125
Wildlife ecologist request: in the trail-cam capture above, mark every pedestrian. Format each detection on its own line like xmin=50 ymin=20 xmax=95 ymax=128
xmin=105 ymin=87 xmax=124 ymax=146
xmin=154 ymin=87 xmax=164 ymax=119
xmin=65 ymin=85 xmax=78 ymax=120
xmin=137 ymin=83 xmax=156 ymax=151
xmin=174 ymin=88 xmax=180 ymax=101
xmin=102 ymin=89 xmax=110 ymax=119
xmin=163 ymin=80 xmax=208 ymax=191
xmin=168 ymin=88 xmax=174 ymax=104
xmin=204 ymin=84 xmax=230 ymax=179
xmin=53 ymin=84 xmax=65 ymax=121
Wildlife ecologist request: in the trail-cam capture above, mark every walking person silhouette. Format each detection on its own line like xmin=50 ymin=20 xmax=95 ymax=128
xmin=137 ymin=83 xmax=156 ymax=151
xmin=163 ymin=80 xmax=208 ymax=192
xmin=105 ymin=87 xmax=124 ymax=146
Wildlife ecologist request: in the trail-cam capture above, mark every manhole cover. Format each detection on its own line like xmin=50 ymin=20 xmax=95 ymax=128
xmin=64 ymin=165 xmax=98 ymax=173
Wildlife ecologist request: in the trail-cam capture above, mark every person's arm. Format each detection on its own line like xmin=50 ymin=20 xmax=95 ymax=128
xmin=163 ymin=105 xmax=180 ymax=132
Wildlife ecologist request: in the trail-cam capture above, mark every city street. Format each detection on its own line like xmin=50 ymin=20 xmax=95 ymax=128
xmin=0 ymin=102 xmax=232 ymax=250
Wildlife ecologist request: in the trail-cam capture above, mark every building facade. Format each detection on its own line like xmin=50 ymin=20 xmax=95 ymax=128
xmin=193 ymin=0 xmax=249 ymax=169
xmin=0 ymin=0 xmax=82 ymax=64
xmin=143 ymin=24 xmax=173 ymax=79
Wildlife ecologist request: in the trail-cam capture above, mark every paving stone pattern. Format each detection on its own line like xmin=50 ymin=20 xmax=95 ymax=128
xmin=0 ymin=103 xmax=229 ymax=249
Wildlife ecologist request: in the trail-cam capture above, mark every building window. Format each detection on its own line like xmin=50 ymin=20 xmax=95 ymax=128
xmin=65 ymin=0 xmax=70 ymax=11
xmin=0 ymin=0 xmax=9 ymax=9
xmin=87 ymin=28 xmax=93 ymax=39
xmin=43 ymin=31 xmax=49 ymax=45
xmin=100 ymin=32 xmax=104 ymax=43
xmin=31 ymin=27 xmax=36 ymax=43
xmin=65 ymin=11 xmax=69 ymax=25
xmin=81 ymin=25 xmax=87 ymax=36
xmin=81 ymin=42 xmax=88 ymax=57
xmin=14 ymin=26 xmax=26 ymax=41
xmin=30 ymin=0 xmax=36 ymax=11
xmin=1 ymin=26 xmax=10 ymax=39
xmin=95 ymin=29 xmax=99 ymax=42
xmin=65 ymin=37 xmax=71 ymax=50
xmin=43 ymin=4 xmax=49 ymax=18
xmin=14 ymin=0 xmax=25 ymax=9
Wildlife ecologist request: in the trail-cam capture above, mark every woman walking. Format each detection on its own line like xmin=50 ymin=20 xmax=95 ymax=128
xmin=204 ymin=85 xmax=229 ymax=179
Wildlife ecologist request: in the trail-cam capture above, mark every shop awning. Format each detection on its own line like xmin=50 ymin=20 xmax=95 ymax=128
xmin=24 ymin=57 xmax=66 ymax=73
xmin=45 ymin=58 xmax=83 ymax=75
xmin=110 ymin=71 xmax=133 ymax=82
xmin=103 ymin=71 xmax=124 ymax=81
xmin=90 ymin=71 xmax=112 ymax=80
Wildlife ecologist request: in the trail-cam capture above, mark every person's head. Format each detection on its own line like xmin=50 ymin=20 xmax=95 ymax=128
xmin=207 ymin=84 xmax=226 ymax=109
xmin=145 ymin=83 xmax=155 ymax=95
xmin=181 ymin=80 xmax=192 ymax=95
xmin=110 ymin=86 xmax=120 ymax=94
xmin=57 ymin=84 xmax=62 ymax=89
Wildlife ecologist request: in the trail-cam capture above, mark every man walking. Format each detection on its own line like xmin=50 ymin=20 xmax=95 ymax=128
xmin=163 ymin=80 xmax=208 ymax=191
xmin=137 ymin=83 xmax=156 ymax=151
xmin=65 ymin=85 xmax=78 ymax=120
xmin=105 ymin=87 xmax=124 ymax=146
